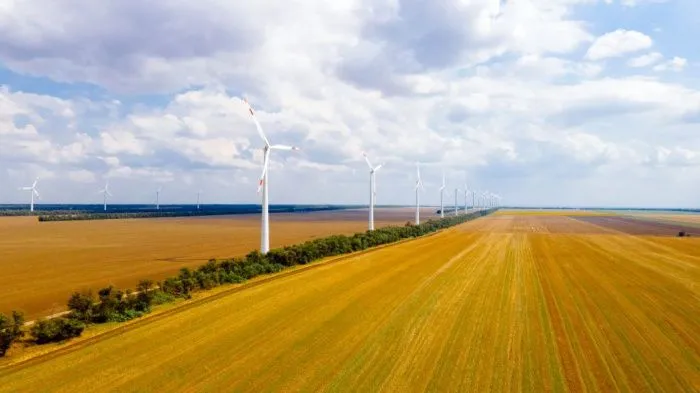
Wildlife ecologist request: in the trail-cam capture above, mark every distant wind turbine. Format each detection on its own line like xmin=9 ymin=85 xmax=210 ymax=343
xmin=454 ymin=187 xmax=459 ymax=216
xmin=98 ymin=181 xmax=112 ymax=211
xmin=196 ymin=190 xmax=201 ymax=210
xmin=463 ymin=184 xmax=469 ymax=213
xmin=363 ymin=152 xmax=384 ymax=231
xmin=19 ymin=178 xmax=40 ymax=212
xmin=414 ymin=162 xmax=424 ymax=225
xmin=439 ymin=171 xmax=445 ymax=218
xmin=156 ymin=187 xmax=162 ymax=210
xmin=245 ymin=98 xmax=300 ymax=254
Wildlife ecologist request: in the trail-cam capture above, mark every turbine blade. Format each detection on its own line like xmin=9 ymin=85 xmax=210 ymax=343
xmin=257 ymin=149 xmax=270 ymax=193
xmin=374 ymin=163 xmax=383 ymax=172
xmin=362 ymin=152 xmax=373 ymax=170
xmin=270 ymin=144 xmax=299 ymax=151
xmin=244 ymin=98 xmax=271 ymax=147
xmin=106 ymin=190 xmax=113 ymax=197
xmin=33 ymin=189 xmax=40 ymax=198
xmin=32 ymin=178 xmax=38 ymax=188
xmin=20 ymin=187 xmax=32 ymax=190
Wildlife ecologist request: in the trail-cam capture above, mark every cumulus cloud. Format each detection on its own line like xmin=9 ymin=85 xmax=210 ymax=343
xmin=627 ymin=52 xmax=663 ymax=68
xmin=585 ymin=29 xmax=652 ymax=61
xmin=0 ymin=0 xmax=698 ymax=206
xmin=653 ymin=57 xmax=688 ymax=72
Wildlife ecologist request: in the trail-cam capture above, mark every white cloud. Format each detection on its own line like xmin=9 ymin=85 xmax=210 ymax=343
xmin=0 ymin=0 xmax=698 ymax=206
xmin=585 ymin=29 xmax=652 ymax=61
xmin=627 ymin=52 xmax=663 ymax=68
xmin=653 ymin=57 xmax=688 ymax=72
xmin=621 ymin=0 xmax=670 ymax=7
xmin=68 ymin=169 xmax=96 ymax=183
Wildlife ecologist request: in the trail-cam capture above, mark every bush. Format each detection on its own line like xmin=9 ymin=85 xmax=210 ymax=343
xmin=0 ymin=311 xmax=24 ymax=357
xmin=67 ymin=291 xmax=95 ymax=322
xmin=30 ymin=318 xmax=85 ymax=344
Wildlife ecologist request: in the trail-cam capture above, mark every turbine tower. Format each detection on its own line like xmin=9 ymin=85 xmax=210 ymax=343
xmin=439 ymin=171 xmax=445 ymax=218
xmin=156 ymin=187 xmax=162 ymax=210
xmin=363 ymin=152 xmax=384 ymax=231
xmin=245 ymin=99 xmax=300 ymax=254
xmin=196 ymin=190 xmax=201 ymax=210
xmin=98 ymin=181 xmax=112 ymax=211
xmin=19 ymin=178 xmax=40 ymax=212
xmin=414 ymin=162 xmax=424 ymax=225
xmin=463 ymin=184 xmax=469 ymax=213
xmin=454 ymin=188 xmax=459 ymax=216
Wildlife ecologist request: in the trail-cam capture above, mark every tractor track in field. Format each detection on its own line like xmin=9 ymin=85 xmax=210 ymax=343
xmin=0 ymin=228 xmax=448 ymax=374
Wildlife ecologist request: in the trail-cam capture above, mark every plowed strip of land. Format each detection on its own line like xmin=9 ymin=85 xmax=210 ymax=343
xmin=0 ymin=208 xmax=435 ymax=319
xmin=572 ymin=215 xmax=700 ymax=236
xmin=1 ymin=214 xmax=698 ymax=392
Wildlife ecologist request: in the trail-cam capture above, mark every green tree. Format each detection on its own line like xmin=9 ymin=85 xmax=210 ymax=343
xmin=0 ymin=311 xmax=25 ymax=357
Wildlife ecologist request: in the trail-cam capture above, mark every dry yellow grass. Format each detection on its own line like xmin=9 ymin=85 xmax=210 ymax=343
xmin=1 ymin=213 xmax=698 ymax=392
xmin=0 ymin=208 xmax=434 ymax=319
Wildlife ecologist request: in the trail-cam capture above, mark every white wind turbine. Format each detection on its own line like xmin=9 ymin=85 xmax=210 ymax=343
xmin=245 ymin=99 xmax=300 ymax=254
xmin=463 ymin=184 xmax=469 ymax=214
xmin=19 ymin=178 xmax=40 ymax=212
xmin=196 ymin=190 xmax=201 ymax=210
xmin=439 ymin=171 xmax=445 ymax=218
xmin=98 ymin=181 xmax=112 ymax=211
xmin=155 ymin=186 xmax=162 ymax=210
xmin=363 ymin=152 xmax=384 ymax=231
xmin=414 ymin=162 xmax=424 ymax=225
xmin=454 ymin=187 xmax=459 ymax=216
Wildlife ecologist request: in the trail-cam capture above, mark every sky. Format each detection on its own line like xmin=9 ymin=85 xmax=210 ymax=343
xmin=0 ymin=0 xmax=698 ymax=208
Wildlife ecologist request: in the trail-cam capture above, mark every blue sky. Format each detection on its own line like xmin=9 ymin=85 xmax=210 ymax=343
xmin=0 ymin=0 xmax=698 ymax=208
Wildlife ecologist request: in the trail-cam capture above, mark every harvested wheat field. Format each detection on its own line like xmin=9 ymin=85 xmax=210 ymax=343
xmin=1 ymin=212 xmax=698 ymax=392
xmin=0 ymin=208 xmax=436 ymax=319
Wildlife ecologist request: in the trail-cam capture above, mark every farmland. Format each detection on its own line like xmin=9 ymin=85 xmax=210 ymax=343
xmin=0 ymin=208 xmax=437 ymax=319
xmin=1 ymin=212 xmax=698 ymax=392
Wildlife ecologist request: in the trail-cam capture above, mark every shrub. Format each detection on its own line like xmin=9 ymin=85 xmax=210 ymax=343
xmin=67 ymin=291 xmax=95 ymax=322
xmin=30 ymin=318 xmax=85 ymax=344
xmin=0 ymin=311 xmax=24 ymax=357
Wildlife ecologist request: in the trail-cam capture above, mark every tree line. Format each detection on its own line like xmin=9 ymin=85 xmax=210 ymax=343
xmin=0 ymin=208 xmax=495 ymax=356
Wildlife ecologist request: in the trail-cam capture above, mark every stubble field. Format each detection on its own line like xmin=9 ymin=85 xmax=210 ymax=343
xmin=1 ymin=211 xmax=698 ymax=392
xmin=0 ymin=208 xmax=436 ymax=319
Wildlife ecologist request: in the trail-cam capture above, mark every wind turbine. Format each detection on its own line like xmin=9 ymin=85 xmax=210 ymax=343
xmin=463 ymin=184 xmax=469 ymax=214
xmin=19 ymin=178 xmax=40 ymax=212
xmin=155 ymin=187 xmax=162 ymax=210
xmin=245 ymin=99 xmax=300 ymax=254
xmin=439 ymin=171 xmax=445 ymax=218
xmin=363 ymin=152 xmax=384 ymax=231
xmin=454 ymin=187 xmax=459 ymax=216
xmin=414 ymin=162 xmax=424 ymax=225
xmin=196 ymin=190 xmax=201 ymax=210
xmin=98 ymin=181 xmax=112 ymax=211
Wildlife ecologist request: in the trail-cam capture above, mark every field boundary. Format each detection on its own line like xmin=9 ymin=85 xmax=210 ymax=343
xmin=0 ymin=215 xmax=486 ymax=373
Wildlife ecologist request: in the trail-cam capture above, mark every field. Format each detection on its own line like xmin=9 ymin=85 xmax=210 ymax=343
xmin=0 ymin=208 xmax=437 ymax=319
xmin=1 ymin=212 xmax=698 ymax=392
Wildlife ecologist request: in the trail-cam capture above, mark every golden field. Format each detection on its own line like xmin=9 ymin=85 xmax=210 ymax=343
xmin=1 ymin=213 xmax=698 ymax=392
xmin=0 ymin=208 xmax=435 ymax=319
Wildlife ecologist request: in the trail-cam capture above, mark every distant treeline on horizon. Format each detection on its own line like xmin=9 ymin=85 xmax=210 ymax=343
xmin=0 ymin=204 xmax=364 ymax=220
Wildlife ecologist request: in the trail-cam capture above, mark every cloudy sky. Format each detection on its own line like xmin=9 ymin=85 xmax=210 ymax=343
xmin=1 ymin=0 xmax=698 ymax=208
